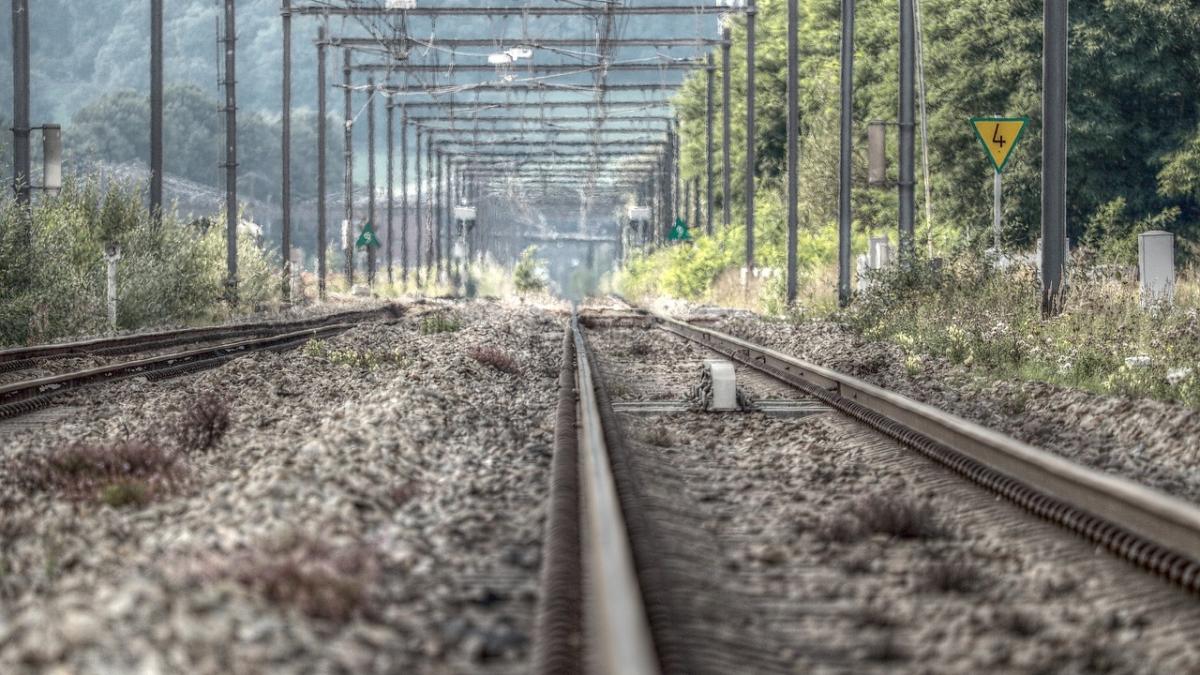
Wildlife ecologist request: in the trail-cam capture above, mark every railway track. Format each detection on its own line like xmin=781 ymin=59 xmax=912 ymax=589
xmin=540 ymin=303 xmax=1200 ymax=673
xmin=0 ymin=306 xmax=397 ymax=375
xmin=0 ymin=306 xmax=403 ymax=421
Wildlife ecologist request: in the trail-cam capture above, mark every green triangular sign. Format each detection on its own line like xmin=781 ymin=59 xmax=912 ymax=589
xmin=668 ymin=217 xmax=691 ymax=242
xmin=356 ymin=222 xmax=381 ymax=249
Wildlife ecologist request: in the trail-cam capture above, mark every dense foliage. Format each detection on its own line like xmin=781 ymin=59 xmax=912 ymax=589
xmin=0 ymin=181 xmax=277 ymax=346
xmin=624 ymin=0 xmax=1200 ymax=306
xmin=843 ymin=259 xmax=1200 ymax=408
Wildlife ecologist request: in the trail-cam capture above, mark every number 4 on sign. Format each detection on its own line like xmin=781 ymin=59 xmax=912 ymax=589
xmin=970 ymin=117 xmax=1028 ymax=174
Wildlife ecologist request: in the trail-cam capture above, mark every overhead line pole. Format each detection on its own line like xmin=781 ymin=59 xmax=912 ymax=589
xmin=705 ymin=54 xmax=715 ymax=237
xmin=745 ymin=0 xmax=758 ymax=279
xmin=150 ymin=0 xmax=164 ymax=226
xmin=436 ymin=148 xmax=446 ymax=279
xmin=223 ymin=0 xmax=238 ymax=305
xmin=279 ymin=0 xmax=291 ymax=299
xmin=367 ymin=79 xmax=377 ymax=286
xmin=721 ymin=25 xmax=732 ymax=230
xmin=1041 ymin=0 xmax=1069 ymax=315
xmin=387 ymin=99 xmax=395 ymax=285
xmin=400 ymin=105 xmax=409 ymax=285
xmin=426 ymin=133 xmax=434 ymax=280
xmin=316 ymin=25 xmax=327 ymax=300
xmin=343 ymin=48 xmax=354 ymax=286
xmin=10 ymin=0 xmax=30 ymax=291
xmin=898 ymin=0 xmax=916 ymax=261
xmin=786 ymin=0 xmax=799 ymax=305
xmin=415 ymin=126 xmax=423 ymax=286
xmin=839 ymin=0 xmax=855 ymax=307
xmin=671 ymin=121 xmax=679 ymax=222
xmin=437 ymin=150 xmax=446 ymax=279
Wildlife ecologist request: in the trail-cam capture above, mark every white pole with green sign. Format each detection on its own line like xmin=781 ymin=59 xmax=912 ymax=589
xmin=970 ymin=116 xmax=1029 ymax=251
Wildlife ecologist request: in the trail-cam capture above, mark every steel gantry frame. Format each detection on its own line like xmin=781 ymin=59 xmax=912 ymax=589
xmin=285 ymin=1 xmax=751 ymax=293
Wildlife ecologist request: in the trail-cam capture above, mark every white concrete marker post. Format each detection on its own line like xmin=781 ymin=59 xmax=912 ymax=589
xmin=705 ymin=360 xmax=739 ymax=412
xmin=290 ymin=247 xmax=303 ymax=300
xmin=103 ymin=243 xmax=121 ymax=333
xmin=869 ymin=236 xmax=892 ymax=270
xmin=1139 ymin=230 xmax=1175 ymax=308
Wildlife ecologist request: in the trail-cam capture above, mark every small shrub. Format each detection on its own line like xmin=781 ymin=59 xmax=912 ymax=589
xmin=639 ymin=427 xmax=673 ymax=448
xmin=852 ymin=494 xmax=946 ymax=539
xmin=420 ymin=314 xmax=462 ymax=334
xmin=203 ymin=537 xmax=381 ymax=622
xmin=306 ymin=339 xmax=407 ymax=370
xmin=100 ymin=480 xmax=153 ymax=508
xmin=171 ymin=393 xmax=231 ymax=454
xmin=863 ymin=632 xmax=910 ymax=663
xmin=468 ymin=346 xmax=520 ymax=375
xmin=627 ymin=341 xmax=653 ymax=357
xmin=816 ymin=514 xmax=865 ymax=543
xmin=999 ymin=609 xmax=1043 ymax=637
xmin=856 ymin=606 xmax=898 ymax=629
xmin=389 ymin=481 xmax=421 ymax=508
xmin=513 ymin=246 xmax=547 ymax=294
xmin=14 ymin=441 xmax=181 ymax=505
xmin=920 ymin=559 xmax=986 ymax=594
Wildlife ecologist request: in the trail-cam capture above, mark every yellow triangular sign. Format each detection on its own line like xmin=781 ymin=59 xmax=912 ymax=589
xmin=970 ymin=117 xmax=1029 ymax=174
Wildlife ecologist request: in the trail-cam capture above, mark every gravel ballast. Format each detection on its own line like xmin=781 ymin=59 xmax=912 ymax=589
xmin=0 ymin=299 xmax=564 ymax=674
xmin=701 ymin=312 xmax=1200 ymax=505
xmin=587 ymin=316 xmax=1200 ymax=672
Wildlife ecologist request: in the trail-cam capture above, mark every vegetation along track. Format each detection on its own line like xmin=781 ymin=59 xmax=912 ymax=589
xmin=538 ymin=304 xmax=1200 ymax=673
xmin=0 ymin=306 xmax=403 ymax=420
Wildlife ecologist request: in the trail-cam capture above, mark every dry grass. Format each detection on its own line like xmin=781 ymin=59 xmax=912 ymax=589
xmin=199 ymin=536 xmax=381 ymax=622
xmin=852 ymin=494 xmax=947 ymax=539
xmin=816 ymin=514 xmax=865 ymax=543
xmin=389 ymin=481 xmax=421 ymax=508
xmin=420 ymin=313 xmax=462 ymax=335
xmin=919 ymin=559 xmax=987 ymax=594
xmin=468 ymin=345 xmax=521 ymax=375
xmin=13 ymin=441 xmax=182 ymax=506
xmin=639 ymin=426 xmax=674 ymax=448
xmin=170 ymin=392 xmax=231 ymax=454
xmin=817 ymin=494 xmax=947 ymax=544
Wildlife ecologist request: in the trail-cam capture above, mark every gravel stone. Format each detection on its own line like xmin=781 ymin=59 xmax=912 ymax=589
xmin=0 ymin=299 xmax=564 ymax=673
xmin=705 ymin=312 xmax=1200 ymax=505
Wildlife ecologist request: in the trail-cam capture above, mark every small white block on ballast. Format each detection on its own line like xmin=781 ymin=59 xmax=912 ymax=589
xmin=705 ymin=360 xmax=739 ymax=412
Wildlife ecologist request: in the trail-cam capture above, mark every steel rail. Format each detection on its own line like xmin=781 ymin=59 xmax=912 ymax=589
xmin=570 ymin=315 xmax=660 ymax=675
xmin=650 ymin=310 xmax=1200 ymax=589
xmin=0 ymin=324 xmax=359 ymax=420
xmin=0 ymin=307 xmax=396 ymax=371
xmin=533 ymin=328 xmax=583 ymax=673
